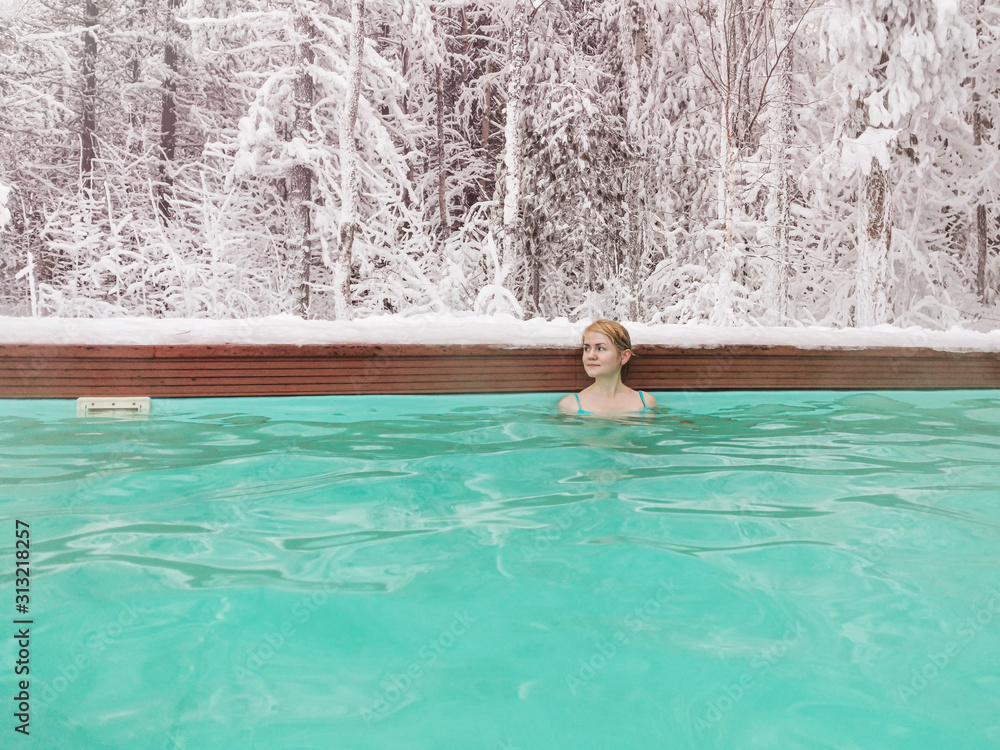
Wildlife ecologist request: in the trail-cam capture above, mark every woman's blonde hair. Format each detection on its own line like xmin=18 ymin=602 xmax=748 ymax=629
xmin=582 ymin=319 xmax=632 ymax=352
xmin=582 ymin=319 xmax=633 ymax=379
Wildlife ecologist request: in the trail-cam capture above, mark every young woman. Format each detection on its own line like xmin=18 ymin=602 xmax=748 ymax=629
xmin=558 ymin=319 xmax=657 ymax=415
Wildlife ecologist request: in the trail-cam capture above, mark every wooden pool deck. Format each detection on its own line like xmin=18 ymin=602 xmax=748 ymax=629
xmin=1 ymin=343 xmax=998 ymax=398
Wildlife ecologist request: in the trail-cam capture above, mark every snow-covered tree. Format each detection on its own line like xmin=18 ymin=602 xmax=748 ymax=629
xmin=0 ymin=0 xmax=998 ymax=327
xmin=823 ymin=0 xmax=971 ymax=325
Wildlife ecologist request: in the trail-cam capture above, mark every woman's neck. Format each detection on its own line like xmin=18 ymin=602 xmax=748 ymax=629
xmin=590 ymin=375 xmax=627 ymax=397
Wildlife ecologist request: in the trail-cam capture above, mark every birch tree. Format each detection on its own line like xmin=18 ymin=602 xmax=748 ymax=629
xmin=157 ymin=0 xmax=184 ymax=222
xmin=330 ymin=0 xmax=365 ymax=319
xmin=496 ymin=0 xmax=528 ymax=315
xmin=686 ymin=0 xmax=775 ymax=324
xmin=288 ymin=1 xmax=316 ymax=316
xmin=763 ymin=0 xmax=796 ymax=324
xmin=80 ymin=0 xmax=99 ymax=196
xmin=617 ymin=0 xmax=646 ymax=320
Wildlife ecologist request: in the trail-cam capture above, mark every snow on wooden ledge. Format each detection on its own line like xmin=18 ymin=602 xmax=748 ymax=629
xmin=2 ymin=314 xmax=1000 ymax=352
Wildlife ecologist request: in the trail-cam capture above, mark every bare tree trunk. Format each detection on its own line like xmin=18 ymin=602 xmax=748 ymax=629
xmin=482 ymin=57 xmax=491 ymax=154
xmin=713 ymin=0 xmax=741 ymax=324
xmin=709 ymin=0 xmax=773 ymax=325
xmin=767 ymin=0 xmax=794 ymax=324
xmin=973 ymin=0 xmax=989 ymax=301
xmin=527 ymin=238 xmax=540 ymax=314
xmin=330 ymin=0 xmax=365 ymax=320
xmin=437 ymin=62 xmax=447 ymax=230
xmin=619 ymin=0 xmax=645 ymax=320
xmin=289 ymin=5 xmax=315 ymax=317
xmin=716 ymin=0 xmax=732 ymax=227
xmin=480 ymin=54 xmax=492 ymax=200
xmin=975 ymin=203 xmax=987 ymax=300
xmin=129 ymin=0 xmax=148 ymax=134
xmin=717 ymin=0 xmax=756 ymax=221
xmin=854 ymin=52 xmax=892 ymax=327
xmin=856 ymin=159 xmax=891 ymax=326
xmin=733 ymin=0 xmax=753 ymax=147
xmin=81 ymin=0 xmax=99 ymax=197
xmin=157 ymin=0 xmax=183 ymax=223
xmin=620 ymin=2 xmax=642 ymax=145
xmin=455 ymin=5 xmax=469 ymax=207
xmin=400 ymin=45 xmax=415 ymax=209
xmin=974 ymin=93 xmax=988 ymax=300
xmin=460 ymin=4 xmax=469 ymax=83
xmin=500 ymin=0 xmax=527 ymax=288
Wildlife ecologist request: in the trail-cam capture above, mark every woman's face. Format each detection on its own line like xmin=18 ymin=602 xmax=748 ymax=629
xmin=582 ymin=332 xmax=628 ymax=377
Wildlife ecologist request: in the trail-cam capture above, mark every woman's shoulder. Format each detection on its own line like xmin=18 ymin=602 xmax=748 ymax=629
xmin=558 ymin=393 xmax=579 ymax=413
xmin=639 ymin=390 xmax=658 ymax=408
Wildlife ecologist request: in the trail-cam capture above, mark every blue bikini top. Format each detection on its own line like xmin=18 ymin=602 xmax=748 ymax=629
xmin=574 ymin=391 xmax=647 ymax=415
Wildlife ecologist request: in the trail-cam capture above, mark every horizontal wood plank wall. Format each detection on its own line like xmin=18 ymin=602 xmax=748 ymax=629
xmin=0 ymin=343 xmax=998 ymax=398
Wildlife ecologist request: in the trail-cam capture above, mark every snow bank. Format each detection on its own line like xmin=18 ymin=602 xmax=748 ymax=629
xmin=2 ymin=314 xmax=1000 ymax=352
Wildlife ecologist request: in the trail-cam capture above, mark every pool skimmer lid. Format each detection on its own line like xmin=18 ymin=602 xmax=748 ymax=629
xmin=77 ymin=397 xmax=151 ymax=417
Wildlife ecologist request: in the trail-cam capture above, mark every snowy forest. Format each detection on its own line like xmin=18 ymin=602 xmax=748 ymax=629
xmin=0 ymin=0 xmax=998 ymax=328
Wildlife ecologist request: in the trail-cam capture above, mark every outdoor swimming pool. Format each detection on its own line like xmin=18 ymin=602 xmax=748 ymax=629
xmin=2 ymin=391 xmax=1000 ymax=749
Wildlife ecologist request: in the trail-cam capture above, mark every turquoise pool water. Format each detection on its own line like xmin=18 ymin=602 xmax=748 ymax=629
xmin=2 ymin=391 xmax=1000 ymax=749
